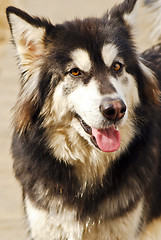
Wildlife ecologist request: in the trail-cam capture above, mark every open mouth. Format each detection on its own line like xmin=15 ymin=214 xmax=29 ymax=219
xmin=75 ymin=114 xmax=121 ymax=152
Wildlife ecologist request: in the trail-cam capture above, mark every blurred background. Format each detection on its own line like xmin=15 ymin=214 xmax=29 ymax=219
xmin=0 ymin=0 xmax=157 ymax=239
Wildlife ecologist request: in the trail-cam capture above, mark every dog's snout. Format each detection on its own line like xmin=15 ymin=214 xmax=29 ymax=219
xmin=99 ymin=98 xmax=126 ymax=121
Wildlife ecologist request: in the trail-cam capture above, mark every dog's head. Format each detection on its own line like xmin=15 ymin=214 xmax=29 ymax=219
xmin=7 ymin=0 xmax=159 ymax=156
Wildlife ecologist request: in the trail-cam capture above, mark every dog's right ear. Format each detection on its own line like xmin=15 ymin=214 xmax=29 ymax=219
xmin=6 ymin=7 xmax=49 ymax=71
xmin=6 ymin=7 xmax=54 ymax=133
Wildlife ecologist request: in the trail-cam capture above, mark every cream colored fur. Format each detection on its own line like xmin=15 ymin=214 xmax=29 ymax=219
xmin=25 ymin=196 xmax=144 ymax=240
xmin=8 ymin=5 xmax=161 ymax=240
xmin=42 ymin=46 xmax=141 ymax=184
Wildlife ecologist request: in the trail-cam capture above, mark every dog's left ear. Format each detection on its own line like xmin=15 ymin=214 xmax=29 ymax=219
xmin=110 ymin=0 xmax=137 ymax=17
xmin=105 ymin=0 xmax=137 ymax=23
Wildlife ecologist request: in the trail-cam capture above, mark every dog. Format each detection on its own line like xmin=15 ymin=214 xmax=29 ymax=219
xmin=6 ymin=0 xmax=161 ymax=239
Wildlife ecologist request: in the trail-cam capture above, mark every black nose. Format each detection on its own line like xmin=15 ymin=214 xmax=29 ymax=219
xmin=99 ymin=98 xmax=126 ymax=121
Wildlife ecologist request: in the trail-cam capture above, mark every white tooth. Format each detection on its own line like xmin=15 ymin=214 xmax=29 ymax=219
xmin=115 ymin=126 xmax=118 ymax=130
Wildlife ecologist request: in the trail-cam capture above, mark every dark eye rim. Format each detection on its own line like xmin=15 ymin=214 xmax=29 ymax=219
xmin=69 ymin=68 xmax=81 ymax=77
xmin=112 ymin=62 xmax=124 ymax=72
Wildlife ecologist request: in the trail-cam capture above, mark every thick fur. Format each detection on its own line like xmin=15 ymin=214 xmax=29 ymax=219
xmin=6 ymin=0 xmax=161 ymax=239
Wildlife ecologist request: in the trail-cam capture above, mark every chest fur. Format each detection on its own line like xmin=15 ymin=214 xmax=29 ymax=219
xmin=25 ymin=196 xmax=143 ymax=240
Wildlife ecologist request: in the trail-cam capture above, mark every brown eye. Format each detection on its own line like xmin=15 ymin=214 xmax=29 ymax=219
xmin=70 ymin=68 xmax=81 ymax=76
xmin=113 ymin=62 xmax=123 ymax=72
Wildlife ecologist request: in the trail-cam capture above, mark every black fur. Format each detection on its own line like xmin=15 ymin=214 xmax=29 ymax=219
xmin=7 ymin=1 xmax=161 ymax=238
xmin=12 ymin=98 xmax=161 ymax=220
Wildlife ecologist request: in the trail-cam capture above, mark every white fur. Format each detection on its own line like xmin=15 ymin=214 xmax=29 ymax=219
xmin=41 ymin=46 xmax=141 ymax=178
xmin=140 ymin=218 xmax=161 ymax=240
xmin=68 ymin=79 xmax=112 ymax=129
xmin=102 ymin=44 xmax=118 ymax=67
xmin=110 ymin=72 xmax=140 ymax=108
xmin=8 ymin=4 xmax=161 ymax=240
xmin=71 ymin=49 xmax=91 ymax=72
xmin=139 ymin=58 xmax=157 ymax=87
xmin=9 ymin=13 xmax=45 ymax=62
xmin=25 ymin=196 xmax=83 ymax=240
xmin=25 ymin=196 xmax=143 ymax=240
xmin=8 ymin=12 xmax=45 ymax=100
xmin=43 ymin=66 xmax=140 ymax=184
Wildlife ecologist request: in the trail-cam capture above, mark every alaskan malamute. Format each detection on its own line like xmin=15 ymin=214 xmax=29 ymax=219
xmin=6 ymin=0 xmax=161 ymax=239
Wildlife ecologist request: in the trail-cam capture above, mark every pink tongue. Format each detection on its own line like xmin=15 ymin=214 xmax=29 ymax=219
xmin=92 ymin=126 xmax=120 ymax=152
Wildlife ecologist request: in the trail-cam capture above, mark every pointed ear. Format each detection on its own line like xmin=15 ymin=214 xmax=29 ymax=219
xmin=108 ymin=0 xmax=137 ymax=23
xmin=6 ymin=7 xmax=47 ymax=70
xmin=6 ymin=7 xmax=53 ymax=132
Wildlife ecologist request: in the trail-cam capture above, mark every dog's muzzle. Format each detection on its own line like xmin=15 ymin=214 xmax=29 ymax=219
xmin=75 ymin=98 xmax=126 ymax=153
